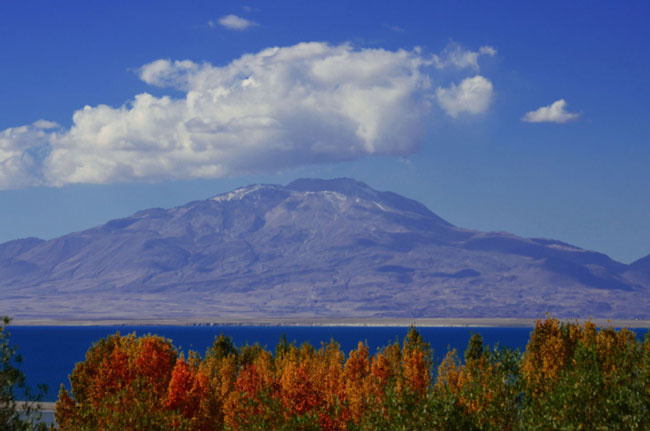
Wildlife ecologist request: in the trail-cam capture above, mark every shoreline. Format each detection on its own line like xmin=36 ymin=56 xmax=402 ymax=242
xmin=9 ymin=317 xmax=650 ymax=328
xmin=17 ymin=401 xmax=56 ymax=412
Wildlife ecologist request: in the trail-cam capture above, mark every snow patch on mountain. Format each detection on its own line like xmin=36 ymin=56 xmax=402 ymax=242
xmin=211 ymin=184 xmax=269 ymax=202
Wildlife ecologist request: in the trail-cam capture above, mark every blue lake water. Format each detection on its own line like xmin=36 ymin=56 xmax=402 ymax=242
xmin=7 ymin=325 xmax=648 ymax=402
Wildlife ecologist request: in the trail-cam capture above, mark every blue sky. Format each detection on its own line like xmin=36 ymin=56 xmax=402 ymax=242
xmin=1 ymin=0 xmax=649 ymax=263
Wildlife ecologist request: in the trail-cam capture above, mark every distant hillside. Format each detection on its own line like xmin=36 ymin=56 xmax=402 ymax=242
xmin=631 ymin=254 xmax=650 ymax=273
xmin=1 ymin=178 xmax=649 ymax=321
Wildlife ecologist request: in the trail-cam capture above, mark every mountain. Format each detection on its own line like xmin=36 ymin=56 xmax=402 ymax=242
xmin=628 ymin=254 xmax=650 ymax=286
xmin=2 ymin=178 xmax=649 ymax=321
xmin=631 ymin=254 xmax=650 ymax=273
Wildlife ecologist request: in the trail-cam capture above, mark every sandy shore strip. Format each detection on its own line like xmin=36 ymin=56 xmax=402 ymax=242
xmin=17 ymin=401 xmax=56 ymax=412
xmin=10 ymin=316 xmax=650 ymax=328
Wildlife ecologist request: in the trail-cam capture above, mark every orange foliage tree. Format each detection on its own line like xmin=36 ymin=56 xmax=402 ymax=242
xmin=55 ymin=327 xmax=434 ymax=430
xmin=55 ymin=319 xmax=650 ymax=430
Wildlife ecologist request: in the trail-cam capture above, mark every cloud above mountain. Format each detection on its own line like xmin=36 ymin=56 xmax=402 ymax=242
xmin=0 ymin=120 xmax=60 ymax=189
xmin=436 ymin=76 xmax=494 ymax=118
xmin=432 ymin=43 xmax=496 ymax=71
xmin=522 ymin=99 xmax=580 ymax=123
xmin=0 ymin=42 xmax=495 ymax=189
xmin=210 ymin=14 xmax=257 ymax=31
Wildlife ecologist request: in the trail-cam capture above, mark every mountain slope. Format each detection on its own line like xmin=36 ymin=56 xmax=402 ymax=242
xmin=1 ymin=178 xmax=648 ymax=320
xmin=631 ymin=254 xmax=650 ymax=272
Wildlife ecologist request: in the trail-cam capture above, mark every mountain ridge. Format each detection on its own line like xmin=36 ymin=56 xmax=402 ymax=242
xmin=1 ymin=178 xmax=648 ymax=320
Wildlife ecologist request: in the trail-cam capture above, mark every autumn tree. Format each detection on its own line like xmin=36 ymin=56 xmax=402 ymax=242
xmin=53 ymin=319 xmax=650 ymax=430
xmin=56 ymin=333 xmax=189 ymax=430
xmin=519 ymin=317 xmax=650 ymax=429
xmin=434 ymin=332 xmax=521 ymax=431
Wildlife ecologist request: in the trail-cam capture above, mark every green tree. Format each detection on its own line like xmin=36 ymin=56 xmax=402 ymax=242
xmin=518 ymin=320 xmax=650 ymax=430
xmin=1 ymin=316 xmax=50 ymax=430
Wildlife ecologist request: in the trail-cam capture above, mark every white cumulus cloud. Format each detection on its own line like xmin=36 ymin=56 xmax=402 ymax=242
xmin=0 ymin=42 xmax=496 ymax=189
xmin=215 ymin=14 xmax=257 ymax=31
xmin=522 ymin=99 xmax=580 ymax=123
xmin=0 ymin=121 xmax=59 ymax=188
xmin=32 ymin=119 xmax=61 ymax=130
xmin=432 ymin=43 xmax=496 ymax=71
xmin=436 ymin=75 xmax=494 ymax=118
xmin=138 ymin=59 xmax=199 ymax=89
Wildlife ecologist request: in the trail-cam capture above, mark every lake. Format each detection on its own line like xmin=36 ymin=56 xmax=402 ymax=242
xmin=8 ymin=325 xmax=648 ymax=402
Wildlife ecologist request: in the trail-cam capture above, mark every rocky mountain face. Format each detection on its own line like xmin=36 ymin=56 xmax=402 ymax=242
xmin=2 ymin=178 xmax=649 ymax=320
